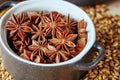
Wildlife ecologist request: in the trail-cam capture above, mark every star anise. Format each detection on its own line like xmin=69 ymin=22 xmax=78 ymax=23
xmin=20 ymin=49 xmax=32 ymax=60
xmin=13 ymin=36 xmax=30 ymax=52
xmin=28 ymin=11 xmax=48 ymax=25
xmin=77 ymin=19 xmax=87 ymax=53
xmin=42 ymin=11 xmax=65 ymax=37
xmin=50 ymin=29 xmax=77 ymax=52
xmin=35 ymin=11 xmax=46 ymax=24
xmin=61 ymin=14 xmax=77 ymax=33
xmin=45 ymin=45 xmax=69 ymax=63
xmin=5 ymin=12 xmax=32 ymax=41
xmin=20 ymin=49 xmax=44 ymax=63
xmin=28 ymin=39 xmax=47 ymax=63
xmin=27 ymin=11 xmax=38 ymax=21
xmin=77 ymin=19 xmax=87 ymax=46
xmin=31 ymin=22 xmax=46 ymax=40
xmin=13 ymin=40 xmax=27 ymax=53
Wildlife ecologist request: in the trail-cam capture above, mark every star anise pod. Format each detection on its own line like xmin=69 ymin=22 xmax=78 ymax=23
xmin=42 ymin=11 xmax=65 ymax=37
xmin=13 ymin=40 xmax=27 ymax=53
xmin=76 ymin=19 xmax=87 ymax=53
xmin=5 ymin=12 xmax=32 ymax=41
xmin=50 ymin=29 xmax=77 ymax=52
xmin=61 ymin=14 xmax=77 ymax=33
xmin=34 ymin=11 xmax=46 ymax=24
xmin=27 ymin=11 xmax=38 ymax=21
xmin=28 ymin=11 xmax=48 ymax=25
xmin=13 ymin=36 xmax=30 ymax=52
xmin=28 ymin=39 xmax=47 ymax=63
xmin=20 ymin=49 xmax=32 ymax=60
xmin=77 ymin=19 xmax=87 ymax=46
xmin=31 ymin=22 xmax=46 ymax=40
xmin=77 ymin=19 xmax=87 ymax=38
xmin=45 ymin=44 xmax=70 ymax=63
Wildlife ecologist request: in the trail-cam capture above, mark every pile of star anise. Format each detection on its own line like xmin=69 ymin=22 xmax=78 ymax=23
xmin=5 ymin=11 xmax=87 ymax=63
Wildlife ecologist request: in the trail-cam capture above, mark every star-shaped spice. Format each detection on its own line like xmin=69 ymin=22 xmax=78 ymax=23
xmin=20 ymin=49 xmax=32 ymax=60
xmin=31 ymin=22 xmax=46 ymax=40
xmin=28 ymin=39 xmax=47 ymax=63
xmin=5 ymin=12 xmax=32 ymax=41
xmin=35 ymin=11 xmax=46 ymax=24
xmin=13 ymin=40 xmax=27 ymax=53
xmin=50 ymin=29 xmax=77 ymax=52
xmin=61 ymin=14 xmax=77 ymax=33
xmin=42 ymin=11 xmax=65 ymax=37
xmin=13 ymin=36 xmax=30 ymax=53
xmin=27 ymin=11 xmax=38 ymax=21
xmin=45 ymin=44 xmax=70 ymax=63
xmin=76 ymin=19 xmax=87 ymax=53
xmin=77 ymin=19 xmax=87 ymax=37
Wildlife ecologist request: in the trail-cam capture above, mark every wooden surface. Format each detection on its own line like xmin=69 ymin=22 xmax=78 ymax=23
xmin=0 ymin=1 xmax=120 ymax=55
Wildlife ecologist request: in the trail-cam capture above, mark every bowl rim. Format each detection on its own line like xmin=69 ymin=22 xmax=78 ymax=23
xmin=0 ymin=0 xmax=96 ymax=67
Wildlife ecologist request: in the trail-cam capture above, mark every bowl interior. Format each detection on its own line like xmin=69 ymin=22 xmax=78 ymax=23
xmin=0 ymin=0 xmax=95 ymax=66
